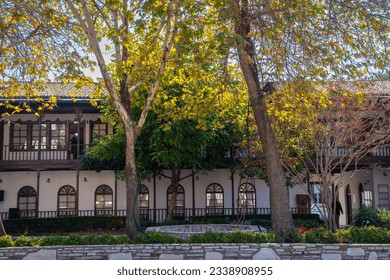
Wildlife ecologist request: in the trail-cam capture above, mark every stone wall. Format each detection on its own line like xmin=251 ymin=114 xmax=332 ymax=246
xmin=1 ymin=243 xmax=389 ymax=260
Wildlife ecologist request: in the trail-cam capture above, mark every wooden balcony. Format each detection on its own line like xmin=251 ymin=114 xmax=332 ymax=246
xmin=0 ymin=144 xmax=89 ymax=170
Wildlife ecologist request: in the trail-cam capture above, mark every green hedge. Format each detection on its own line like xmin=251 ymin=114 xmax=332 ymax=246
xmin=2 ymin=226 xmax=390 ymax=247
xmin=3 ymin=216 xmax=126 ymax=234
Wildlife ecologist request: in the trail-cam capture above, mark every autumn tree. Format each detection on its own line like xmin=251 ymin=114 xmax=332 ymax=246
xmin=284 ymin=82 xmax=390 ymax=232
xmin=224 ymin=0 xmax=389 ymax=233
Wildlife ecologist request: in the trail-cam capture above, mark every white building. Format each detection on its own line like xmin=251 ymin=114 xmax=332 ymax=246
xmin=0 ymin=83 xmax=389 ymax=227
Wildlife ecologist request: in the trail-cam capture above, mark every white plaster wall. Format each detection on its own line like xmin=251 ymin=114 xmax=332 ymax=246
xmin=39 ymin=171 xmax=77 ymax=211
xmin=195 ymin=169 xmax=233 ymax=208
xmin=78 ymin=170 xmax=116 ymax=211
xmin=0 ymin=171 xmax=37 ymax=212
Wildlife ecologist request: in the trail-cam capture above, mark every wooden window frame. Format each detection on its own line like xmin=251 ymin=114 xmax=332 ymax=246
xmin=95 ymin=184 xmax=113 ymax=216
xmin=17 ymin=186 xmax=37 ymax=218
xmin=206 ymin=183 xmax=224 ymax=215
xmin=57 ymin=185 xmax=77 ymax=216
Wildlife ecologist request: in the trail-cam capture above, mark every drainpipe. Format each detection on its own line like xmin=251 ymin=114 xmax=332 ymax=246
xmin=231 ymin=171 xmax=235 ymax=214
xmin=153 ymin=173 xmax=156 ymax=224
xmin=76 ymin=169 xmax=79 ymax=213
xmin=36 ymin=170 xmax=40 ymax=218
xmin=192 ymin=172 xmax=195 ymax=220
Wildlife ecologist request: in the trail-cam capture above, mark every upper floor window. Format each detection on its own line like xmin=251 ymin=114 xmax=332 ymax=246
xmin=11 ymin=121 xmax=66 ymax=151
xmin=91 ymin=121 xmax=108 ymax=142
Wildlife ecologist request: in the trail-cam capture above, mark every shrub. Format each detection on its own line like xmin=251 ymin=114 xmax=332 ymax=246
xmin=279 ymin=229 xmax=302 ymax=243
xmin=134 ymin=231 xmax=182 ymax=244
xmin=0 ymin=235 xmax=15 ymax=247
xmin=3 ymin=216 xmax=126 ymax=235
xmin=14 ymin=235 xmax=36 ymax=247
xmin=302 ymin=227 xmax=338 ymax=243
xmin=377 ymin=209 xmax=390 ymax=229
xmin=115 ymin=234 xmax=132 ymax=244
xmin=341 ymin=226 xmax=390 ymax=244
xmin=38 ymin=235 xmax=66 ymax=246
xmin=352 ymin=206 xmax=380 ymax=227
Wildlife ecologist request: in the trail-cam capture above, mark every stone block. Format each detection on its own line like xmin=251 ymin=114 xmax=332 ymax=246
xmin=253 ymin=248 xmax=281 ymax=260
xmin=205 ymin=252 xmax=223 ymax=260
xmin=321 ymin=253 xmax=342 ymax=260
xmin=159 ymin=254 xmax=184 ymax=260
xmin=347 ymin=248 xmax=365 ymax=257
xmin=23 ymin=249 xmax=56 ymax=260
xmin=368 ymin=252 xmax=378 ymax=260
xmin=109 ymin=253 xmax=133 ymax=260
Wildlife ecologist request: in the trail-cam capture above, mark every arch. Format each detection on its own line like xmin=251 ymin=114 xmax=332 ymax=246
xmin=17 ymin=186 xmax=37 ymax=218
xmin=138 ymin=184 xmax=149 ymax=219
xmin=206 ymin=183 xmax=224 ymax=215
xmin=238 ymin=182 xmax=256 ymax=214
xmin=167 ymin=185 xmax=185 ymax=216
xmin=345 ymin=185 xmax=352 ymax=225
xmin=95 ymin=185 xmax=113 ymax=215
xmin=58 ymin=185 xmax=77 ymax=216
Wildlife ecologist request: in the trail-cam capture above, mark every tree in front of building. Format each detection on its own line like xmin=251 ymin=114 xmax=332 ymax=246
xmin=283 ymin=82 xmax=390 ymax=232
xmin=221 ymin=0 xmax=389 ymax=234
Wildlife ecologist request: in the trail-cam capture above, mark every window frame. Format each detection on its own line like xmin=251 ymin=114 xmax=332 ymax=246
xmin=238 ymin=182 xmax=256 ymax=211
xmin=10 ymin=121 xmax=67 ymax=151
xmin=94 ymin=184 xmax=113 ymax=216
xmin=17 ymin=186 xmax=37 ymax=218
xmin=206 ymin=183 xmax=224 ymax=215
xmin=167 ymin=185 xmax=185 ymax=216
xmin=138 ymin=184 xmax=149 ymax=219
xmin=57 ymin=185 xmax=77 ymax=216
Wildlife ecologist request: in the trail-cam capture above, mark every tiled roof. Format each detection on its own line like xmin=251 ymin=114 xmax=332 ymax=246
xmin=0 ymin=83 xmax=106 ymax=99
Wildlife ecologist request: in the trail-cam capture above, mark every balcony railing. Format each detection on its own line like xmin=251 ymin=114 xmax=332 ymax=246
xmin=334 ymin=146 xmax=390 ymax=157
xmin=0 ymin=144 xmax=89 ymax=161
xmin=0 ymin=207 xmax=299 ymax=224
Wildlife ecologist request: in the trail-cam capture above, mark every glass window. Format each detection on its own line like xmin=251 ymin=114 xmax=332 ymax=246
xmin=138 ymin=184 xmax=149 ymax=219
xmin=167 ymin=185 xmax=185 ymax=216
xmin=238 ymin=182 xmax=256 ymax=214
xmin=95 ymin=185 xmax=113 ymax=216
xmin=58 ymin=185 xmax=77 ymax=216
xmin=91 ymin=122 xmax=108 ymax=141
xmin=32 ymin=123 xmax=47 ymax=150
xmin=18 ymin=186 xmax=37 ymax=218
xmin=12 ymin=123 xmax=28 ymax=150
xmin=50 ymin=123 xmax=66 ymax=150
xmin=206 ymin=183 xmax=224 ymax=215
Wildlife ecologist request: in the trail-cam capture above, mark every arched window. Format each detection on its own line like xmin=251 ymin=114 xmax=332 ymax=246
xmin=58 ymin=185 xmax=77 ymax=216
xmin=138 ymin=184 xmax=149 ymax=219
xmin=95 ymin=185 xmax=113 ymax=216
xmin=359 ymin=184 xmax=364 ymax=207
xmin=238 ymin=182 xmax=256 ymax=214
xmin=206 ymin=183 xmax=224 ymax=215
xmin=18 ymin=186 xmax=37 ymax=218
xmin=167 ymin=185 xmax=185 ymax=217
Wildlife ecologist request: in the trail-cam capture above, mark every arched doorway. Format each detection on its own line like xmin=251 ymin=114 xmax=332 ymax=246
xmin=345 ymin=185 xmax=352 ymax=225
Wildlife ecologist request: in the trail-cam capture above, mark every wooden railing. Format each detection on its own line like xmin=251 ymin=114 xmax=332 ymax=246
xmin=0 ymin=144 xmax=89 ymax=161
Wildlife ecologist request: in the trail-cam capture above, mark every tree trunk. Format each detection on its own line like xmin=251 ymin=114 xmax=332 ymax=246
xmin=167 ymin=168 xmax=181 ymax=220
xmin=0 ymin=217 xmax=6 ymax=236
xmin=124 ymin=127 xmax=140 ymax=239
xmin=233 ymin=0 xmax=293 ymax=234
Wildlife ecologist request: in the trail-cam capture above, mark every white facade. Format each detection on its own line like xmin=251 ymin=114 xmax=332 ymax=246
xmin=1 ymin=98 xmax=390 ymax=226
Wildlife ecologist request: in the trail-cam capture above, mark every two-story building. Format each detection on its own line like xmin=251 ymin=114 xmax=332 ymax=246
xmin=0 ymin=83 xmax=389 ymax=226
